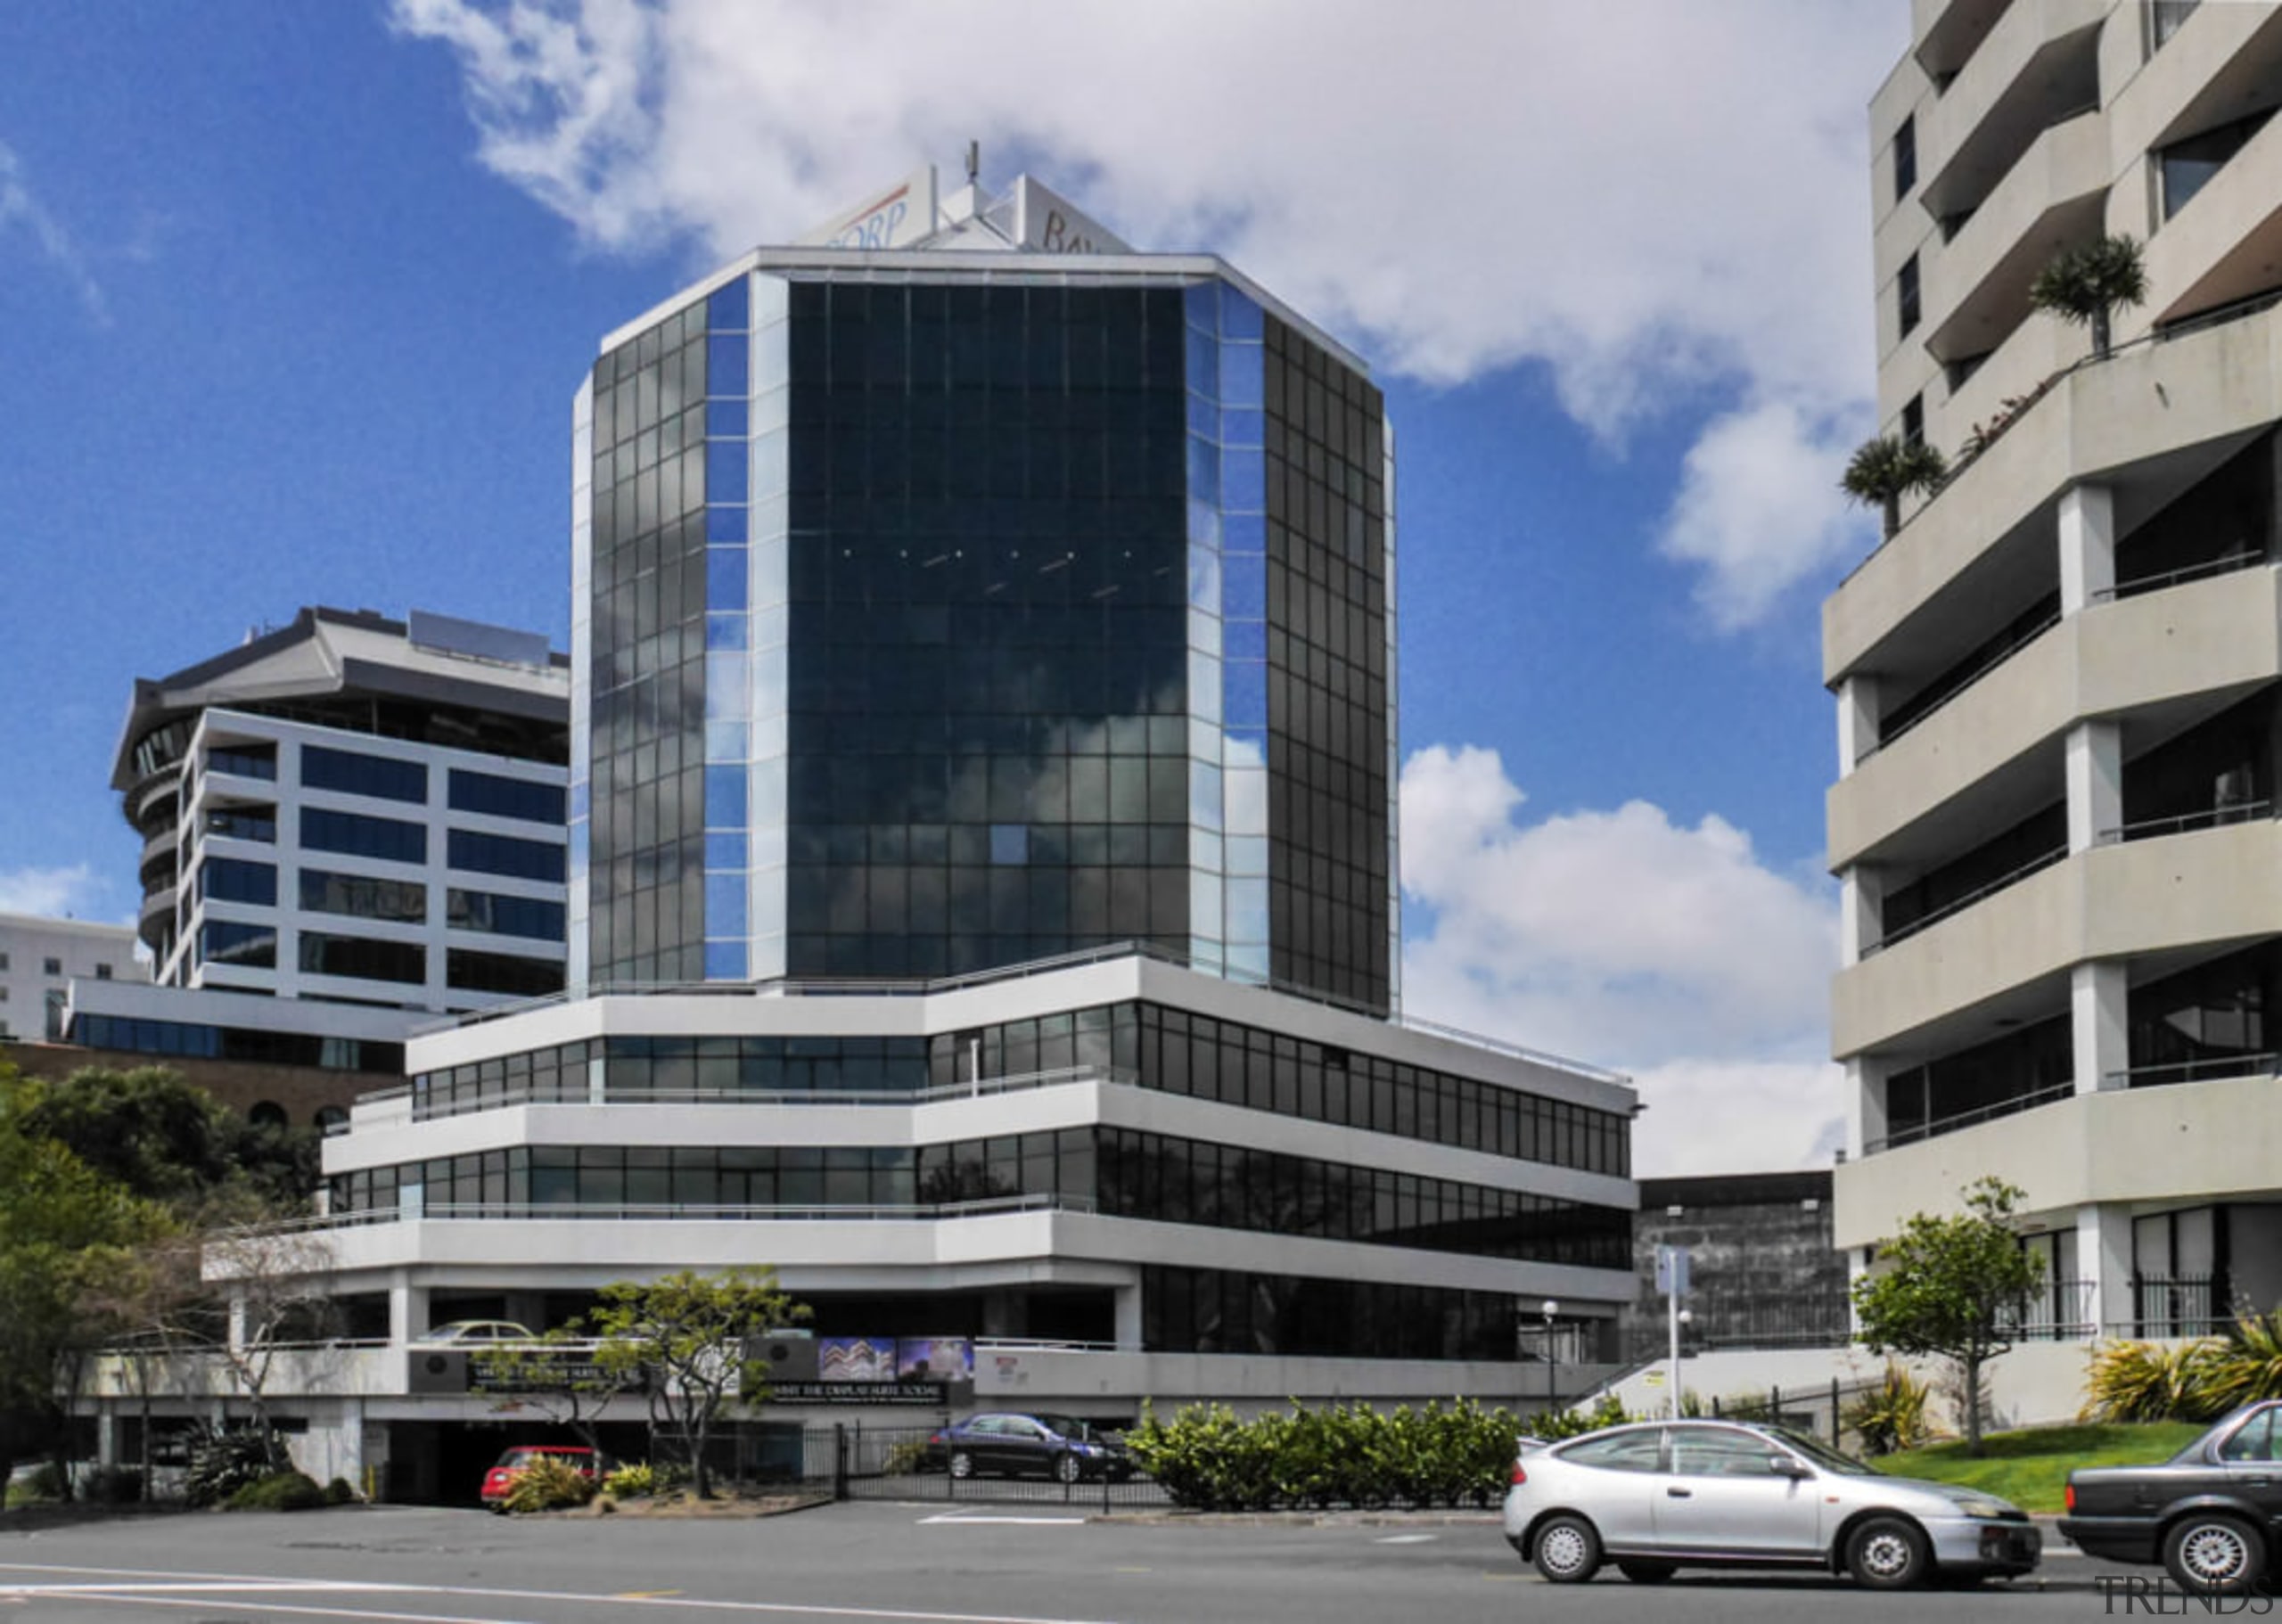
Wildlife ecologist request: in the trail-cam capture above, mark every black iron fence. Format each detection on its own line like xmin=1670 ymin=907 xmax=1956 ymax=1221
xmin=824 ymin=1423 xmax=1172 ymax=1509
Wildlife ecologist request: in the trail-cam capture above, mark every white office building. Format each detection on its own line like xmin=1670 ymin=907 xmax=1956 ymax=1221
xmin=0 ymin=913 xmax=142 ymax=1046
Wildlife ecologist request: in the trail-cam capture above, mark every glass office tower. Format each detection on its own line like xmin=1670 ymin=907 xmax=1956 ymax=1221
xmin=573 ymin=251 xmax=1395 ymax=1013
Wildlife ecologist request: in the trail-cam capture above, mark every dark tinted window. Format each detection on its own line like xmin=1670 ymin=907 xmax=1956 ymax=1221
xmin=301 ymin=869 xmax=427 ymax=923
xmin=201 ymin=920 xmax=275 ymax=969
xmin=448 ymin=829 xmax=566 ymax=882
xmin=448 ymin=889 xmax=566 ymax=940
xmin=199 ymin=857 xmax=276 ymax=906
xmin=449 ymin=770 xmax=566 ymax=824
xmin=299 ymin=931 xmax=425 ymax=984
xmin=302 ymin=808 xmax=425 ymax=865
xmin=447 ymin=949 xmax=565 ymax=997
xmin=302 ymin=745 xmax=427 ymax=804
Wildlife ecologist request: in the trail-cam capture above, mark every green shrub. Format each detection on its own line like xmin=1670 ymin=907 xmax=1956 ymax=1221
xmin=601 ymin=1461 xmax=657 ymax=1497
xmin=323 ymin=1477 xmax=357 ymax=1505
xmin=1527 ymin=1394 xmax=1630 ymax=1442
xmin=1844 ymin=1362 xmax=1933 ymax=1456
xmin=185 ymin=1430 xmax=286 ymax=1509
xmin=503 ymin=1454 xmax=595 ymax=1513
xmin=2202 ymin=1309 xmax=2282 ymax=1414
xmin=4 ymin=1464 xmax=63 ymax=1507
xmin=86 ymin=1466 xmax=144 ymax=1505
xmin=1120 ymin=1398 xmax=1612 ymax=1512
xmin=226 ymin=1471 xmax=325 ymax=1512
xmin=2083 ymin=1339 xmax=2227 ymax=1423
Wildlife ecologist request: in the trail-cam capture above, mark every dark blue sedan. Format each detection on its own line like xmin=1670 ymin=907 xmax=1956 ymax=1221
xmin=926 ymin=1413 xmax=1132 ymax=1482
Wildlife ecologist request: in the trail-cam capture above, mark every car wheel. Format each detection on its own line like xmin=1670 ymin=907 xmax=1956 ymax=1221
xmin=1616 ymin=1561 xmax=1675 ymax=1585
xmin=949 ymin=1450 xmax=975 ymax=1480
xmin=1847 ymin=1516 xmax=1931 ymax=1590
xmin=1052 ymin=1453 xmax=1083 ymax=1485
xmin=2165 ymin=1513 xmax=2266 ymax=1595
xmin=1531 ymin=1514 xmax=1602 ymax=1584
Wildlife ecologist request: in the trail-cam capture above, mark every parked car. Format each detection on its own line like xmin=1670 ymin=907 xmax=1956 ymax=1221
xmin=2061 ymin=1399 xmax=2282 ymax=1595
xmin=1502 ymin=1420 xmax=2041 ymax=1588
xmin=479 ymin=1445 xmax=606 ymax=1510
xmin=418 ymin=1320 xmax=538 ymax=1345
xmin=925 ymin=1413 xmax=1131 ymax=1483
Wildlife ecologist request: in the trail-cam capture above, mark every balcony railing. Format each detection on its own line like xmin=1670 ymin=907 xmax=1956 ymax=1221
xmin=1864 ymin=844 xmax=2068 ymax=955
xmin=1864 ymin=1079 xmax=2074 ymax=1155
xmin=2091 ymin=549 xmax=2266 ymax=603
xmin=2097 ymin=802 xmax=2272 ymax=845
xmin=2129 ymin=1273 xmax=2229 ymax=1339
xmin=1999 ymin=1278 xmax=2096 ymax=1341
xmin=232 ymin=1191 xmax=1096 ymax=1240
xmin=1856 ymin=607 xmax=2062 ymax=766
xmin=2106 ymin=1053 xmax=2279 ymax=1089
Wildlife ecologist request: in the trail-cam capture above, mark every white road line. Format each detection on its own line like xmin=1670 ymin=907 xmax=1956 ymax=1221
xmin=0 ymin=1565 xmax=1116 ymax=1624
xmin=1373 ymin=1534 xmax=1436 ymax=1544
xmin=918 ymin=1513 xmax=1088 ymax=1526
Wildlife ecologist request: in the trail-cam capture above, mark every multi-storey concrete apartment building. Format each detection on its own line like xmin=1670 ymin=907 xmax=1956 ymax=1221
xmin=109 ymin=173 xmax=1638 ymax=1497
xmin=1834 ymin=0 xmax=2282 ymax=1338
xmin=0 ymin=913 xmax=142 ymax=1046
xmin=64 ymin=607 xmax=570 ymax=1105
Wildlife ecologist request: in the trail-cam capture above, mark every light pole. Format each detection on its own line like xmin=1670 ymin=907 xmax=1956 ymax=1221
xmin=1541 ymin=1299 xmax=1560 ymax=1415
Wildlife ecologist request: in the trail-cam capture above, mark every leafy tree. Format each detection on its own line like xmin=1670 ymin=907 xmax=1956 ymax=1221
xmin=1851 ymin=1177 xmax=2037 ymax=1455
xmin=2028 ymin=234 xmax=2149 ymax=360
xmin=0 ymin=1068 xmax=163 ymax=1499
xmin=587 ymin=1267 xmax=810 ymax=1497
xmin=17 ymin=1065 xmax=315 ymax=1211
xmin=1842 ymin=434 xmax=1950 ymax=539
xmin=470 ymin=1325 xmax=644 ymax=1458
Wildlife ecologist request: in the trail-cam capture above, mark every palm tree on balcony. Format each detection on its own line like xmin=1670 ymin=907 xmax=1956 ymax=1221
xmin=1842 ymin=433 xmax=1950 ymax=540
xmin=2028 ymin=234 xmax=2149 ymax=361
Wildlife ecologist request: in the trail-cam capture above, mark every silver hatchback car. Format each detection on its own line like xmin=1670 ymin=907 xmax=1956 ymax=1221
xmin=1502 ymin=1420 xmax=2041 ymax=1588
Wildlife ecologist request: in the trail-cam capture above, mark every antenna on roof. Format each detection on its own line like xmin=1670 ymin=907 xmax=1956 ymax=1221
xmin=965 ymin=140 xmax=981 ymax=186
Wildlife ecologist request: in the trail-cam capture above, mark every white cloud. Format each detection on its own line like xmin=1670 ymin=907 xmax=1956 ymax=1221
xmin=1659 ymin=398 xmax=1876 ymax=632
xmin=0 ymin=140 xmax=107 ymax=324
xmin=1399 ymin=744 xmax=1841 ymax=1175
xmin=0 ymin=864 xmax=101 ymax=918
xmin=392 ymin=0 xmax=1903 ymax=626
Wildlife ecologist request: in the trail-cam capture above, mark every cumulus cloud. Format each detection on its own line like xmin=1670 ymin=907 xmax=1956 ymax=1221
xmin=1399 ymin=745 xmax=1840 ymax=1176
xmin=392 ymin=0 xmax=1900 ymax=625
xmin=0 ymin=140 xmax=107 ymax=323
xmin=0 ymin=864 xmax=101 ymax=918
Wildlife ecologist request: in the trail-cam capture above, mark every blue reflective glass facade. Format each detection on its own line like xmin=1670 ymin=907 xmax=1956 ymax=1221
xmin=574 ymin=261 xmax=1395 ymax=1013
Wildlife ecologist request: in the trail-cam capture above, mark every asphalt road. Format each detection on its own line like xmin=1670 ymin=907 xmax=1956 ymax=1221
xmin=0 ymin=1502 xmax=2168 ymax=1624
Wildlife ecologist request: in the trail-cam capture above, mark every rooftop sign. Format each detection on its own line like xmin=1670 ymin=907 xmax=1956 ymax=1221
xmin=797 ymin=166 xmax=941 ymax=252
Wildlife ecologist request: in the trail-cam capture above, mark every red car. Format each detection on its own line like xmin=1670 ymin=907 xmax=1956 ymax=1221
xmin=480 ymin=1445 xmax=604 ymax=1510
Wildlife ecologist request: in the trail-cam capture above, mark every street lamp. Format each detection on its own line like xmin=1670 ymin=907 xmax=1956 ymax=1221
xmin=1541 ymin=1299 xmax=1560 ymax=1414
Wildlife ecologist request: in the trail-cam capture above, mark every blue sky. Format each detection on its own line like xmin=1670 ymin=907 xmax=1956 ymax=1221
xmin=0 ymin=1 xmax=1909 ymax=1173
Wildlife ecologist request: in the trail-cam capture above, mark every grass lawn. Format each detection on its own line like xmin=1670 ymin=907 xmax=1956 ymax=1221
xmin=1876 ymin=1422 xmax=2204 ymax=1513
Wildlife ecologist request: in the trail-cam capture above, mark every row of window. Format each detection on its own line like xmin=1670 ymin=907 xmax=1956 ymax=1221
xmin=406 ymin=1000 xmax=1631 ymax=1177
xmin=1141 ymin=1265 xmax=1527 ymax=1362
xmin=290 ymin=808 xmax=568 ymax=882
xmin=193 ymin=920 xmax=560 ymax=996
xmin=195 ymin=858 xmax=562 ymax=941
xmin=73 ymin=1013 xmax=403 ymax=1073
xmin=327 ymin=1126 xmax=1630 ymax=1267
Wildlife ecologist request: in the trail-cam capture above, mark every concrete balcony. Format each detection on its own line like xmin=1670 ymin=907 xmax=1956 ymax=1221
xmin=1832 ymin=565 xmax=2282 ymax=869
xmin=82 ymin=1344 xmax=398 ymax=1403
xmin=2147 ymin=108 xmax=2282 ymax=328
xmin=1828 ymin=296 xmax=2282 ymax=685
xmin=1834 ymin=1068 xmax=2282 ymax=1250
xmin=1912 ymin=0 xmax=2013 ymax=83
xmin=2108 ymin=2 xmax=2282 ymax=220
xmin=1920 ymin=0 xmax=2106 ymax=225
xmin=1922 ymin=110 xmax=2108 ymax=366
xmin=1835 ymin=817 xmax=2282 ymax=1057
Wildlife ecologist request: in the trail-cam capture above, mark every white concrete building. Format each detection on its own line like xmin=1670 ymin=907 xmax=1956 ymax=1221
xmin=0 ymin=913 xmax=141 ymax=1045
xmin=1834 ymin=0 xmax=2282 ymax=1346
xmin=67 ymin=606 xmax=570 ymax=1080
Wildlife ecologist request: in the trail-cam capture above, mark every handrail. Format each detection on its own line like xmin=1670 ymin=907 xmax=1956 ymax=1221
xmin=223 ymin=1191 xmax=1096 ymax=1238
xmin=2091 ymin=550 xmax=2266 ymax=603
xmin=2106 ymin=1053 xmax=2278 ymax=1089
xmin=1856 ymin=607 xmax=2061 ymax=763
xmin=369 ymin=1062 xmax=1137 ymax=1123
xmin=396 ymin=940 xmax=1629 ymax=1087
xmin=1862 ymin=1080 xmax=2073 ymax=1155
xmin=1864 ymin=844 xmax=2068 ymax=953
xmin=2097 ymin=802 xmax=2271 ymax=845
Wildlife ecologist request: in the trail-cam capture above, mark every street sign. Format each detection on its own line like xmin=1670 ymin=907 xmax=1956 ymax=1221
xmin=1655 ymin=1245 xmax=1691 ymax=1296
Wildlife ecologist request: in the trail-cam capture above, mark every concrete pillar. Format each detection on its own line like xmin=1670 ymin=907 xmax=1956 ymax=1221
xmin=1845 ymin=1247 xmax=1875 ymax=1337
xmin=387 ymin=1279 xmax=431 ymax=1345
xmin=2058 ymin=483 xmax=2115 ymax=615
xmin=1840 ymin=867 xmax=1884 ymax=966
xmin=1836 ymin=674 xmax=1881 ymax=772
xmin=1113 ymin=1282 xmax=1144 ymax=1351
xmin=227 ymin=1291 xmax=249 ymax=1351
xmin=1844 ymin=1055 xmax=1889 ymax=1161
xmin=2072 ymin=962 xmax=2130 ymax=1094
xmin=2066 ymin=721 xmax=2122 ymax=852
xmin=2078 ymin=1203 xmax=2135 ymax=1338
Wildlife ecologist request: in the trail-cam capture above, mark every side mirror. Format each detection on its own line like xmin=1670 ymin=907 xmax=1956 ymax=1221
xmin=1769 ymin=1455 xmax=1811 ymax=1479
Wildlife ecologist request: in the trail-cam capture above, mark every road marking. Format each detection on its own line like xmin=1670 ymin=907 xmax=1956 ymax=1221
xmin=917 ymin=1512 xmax=1088 ymax=1526
xmin=0 ymin=1564 xmax=1118 ymax=1624
xmin=620 ymin=1590 xmax=688 ymax=1599
xmin=1374 ymin=1534 xmax=1436 ymax=1545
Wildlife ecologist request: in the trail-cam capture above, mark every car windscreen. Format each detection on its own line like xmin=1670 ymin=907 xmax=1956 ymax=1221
xmin=1775 ymin=1429 xmax=1878 ymax=1476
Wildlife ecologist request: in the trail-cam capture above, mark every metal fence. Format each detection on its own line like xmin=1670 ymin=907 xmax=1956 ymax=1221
xmin=822 ymin=1423 xmax=1173 ymax=1509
